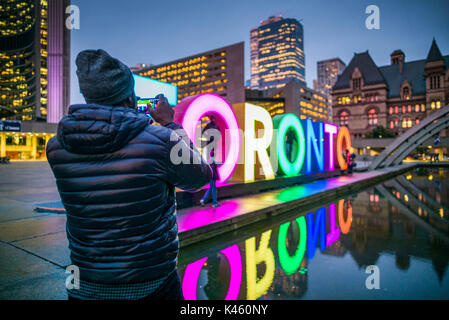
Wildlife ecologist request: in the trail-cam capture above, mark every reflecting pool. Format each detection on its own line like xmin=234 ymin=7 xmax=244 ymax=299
xmin=177 ymin=167 xmax=449 ymax=300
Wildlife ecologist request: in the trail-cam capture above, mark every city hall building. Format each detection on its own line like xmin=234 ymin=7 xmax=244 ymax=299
xmin=0 ymin=0 xmax=70 ymax=160
xmin=332 ymin=39 xmax=449 ymax=155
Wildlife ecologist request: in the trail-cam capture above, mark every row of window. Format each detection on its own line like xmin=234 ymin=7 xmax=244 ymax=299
xmin=389 ymin=117 xmax=420 ymax=129
xmin=337 ymin=94 xmax=379 ymax=105
xmin=389 ymin=104 xmax=425 ymax=114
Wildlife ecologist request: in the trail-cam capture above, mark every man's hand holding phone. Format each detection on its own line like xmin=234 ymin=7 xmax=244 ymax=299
xmin=149 ymin=94 xmax=175 ymax=126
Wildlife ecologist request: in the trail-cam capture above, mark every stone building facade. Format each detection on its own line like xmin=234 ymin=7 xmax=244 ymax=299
xmin=332 ymin=39 xmax=448 ymax=141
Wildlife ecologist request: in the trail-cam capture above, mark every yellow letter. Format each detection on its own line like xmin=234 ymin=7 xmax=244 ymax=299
xmin=245 ymin=230 xmax=275 ymax=300
xmin=244 ymin=103 xmax=275 ymax=182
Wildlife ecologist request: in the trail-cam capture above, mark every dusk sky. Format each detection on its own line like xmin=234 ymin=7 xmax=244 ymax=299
xmin=70 ymin=0 xmax=449 ymax=104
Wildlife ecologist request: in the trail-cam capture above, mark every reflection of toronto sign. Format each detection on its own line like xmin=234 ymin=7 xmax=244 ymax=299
xmin=181 ymin=199 xmax=352 ymax=300
xmin=177 ymin=93 xmax=351 ymax=184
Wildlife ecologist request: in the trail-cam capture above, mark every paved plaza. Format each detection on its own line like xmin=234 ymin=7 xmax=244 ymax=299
xmin=0 ymin=161 xmax=416 ymax=299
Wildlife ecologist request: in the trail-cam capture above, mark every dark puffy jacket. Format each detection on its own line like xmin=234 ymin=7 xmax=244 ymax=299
xmin=46 ymin=104 xmax=212 ymax=284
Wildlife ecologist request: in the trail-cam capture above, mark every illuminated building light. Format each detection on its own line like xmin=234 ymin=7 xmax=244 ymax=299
xmin=324 ymin=123 xmax=337 ymax=171
xmin=336 ymin=126 xmax=351 ymax=170
xmin=273 ymin=114 xmax=305 ymax=176
xmin=326 ymin=203 xmax=340 ymax=247
xmin=338 ymin=199 xmax=352 ymax=234
xmin=182 ymin=94 xmax=241 ymax=184
xmin=244 ymin=103 xmax=275 ymax=182
xmin=304 ymin=119 xmax=324 ymax=174
xmin=278 ymin=216 xmax=307 ymax=275
xmin=306 ymin=208 xmax=326 ymax=259
xmin=245 ymin=230 xmax=275 ymax=300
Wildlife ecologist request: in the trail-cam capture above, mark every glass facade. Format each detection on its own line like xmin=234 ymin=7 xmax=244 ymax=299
xmin=250 ymin=16 xmax=305 ymax=90
xmin=0 ymin=0 xmax=36 ymax=120
xmin=0 ymin=0 xmax=69 ymax=123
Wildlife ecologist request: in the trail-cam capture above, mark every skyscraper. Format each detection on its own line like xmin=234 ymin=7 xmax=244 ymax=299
xmin=315 ymin=58 xmax=346 ymax=121
xmin=250 ymin=15 xmax=305 ymax=90
xmin=0 ymin=0 xmax=70 ymax=123
xmin=316 ymin=58 xmax=346 ymax=100
xmin=0 ymin=0 xmax=70 ymax=160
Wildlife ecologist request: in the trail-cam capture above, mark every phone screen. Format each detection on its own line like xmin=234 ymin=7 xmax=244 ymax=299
xmin=136 ymin=98 xmax=159 ymax=118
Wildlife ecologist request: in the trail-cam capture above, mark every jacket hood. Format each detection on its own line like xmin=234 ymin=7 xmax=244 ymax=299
xmin=57 ymin=104 xmax=149 ymax=154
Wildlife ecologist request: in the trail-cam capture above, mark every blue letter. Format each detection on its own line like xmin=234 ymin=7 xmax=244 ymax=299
xmin=304 ymin=119 xmax=324 ymax=174
xmin=307 ymin=208 xmax=326 ymax=259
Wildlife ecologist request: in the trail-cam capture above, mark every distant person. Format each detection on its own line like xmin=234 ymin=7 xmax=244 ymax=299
xmin=348 ymin=153 xmax=356 ymax=173
xmin=341 ymin=149 xmax=351 ymax=175
xmin=200 ymin=149 xmax=220 ymax=208
xmin=46 ymin=49 xmax=212 ymax=300
xmin=202 ymin=115 xmax=220 ymax=150
xmin=347 ymin=151 xmax=355 ymax=174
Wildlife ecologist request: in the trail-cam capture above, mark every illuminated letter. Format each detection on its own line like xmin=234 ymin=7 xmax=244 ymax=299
xmin=336 ymin=126 xmax=351 ymax=170
xmin=221 ymin=245 xmax=243 ymax=300
xmin=245 ymin=230 xmax=275 ymax=300
xmin=181 ymin=245 xmax=243 ymax=300
xmin=278 ymin=216 xmax=307 ymax=275
xmin=324 ymin=123 xmax=337 ymax=171
xmin=244 ymin=104 xmax=275 ymax=182
xmin=307 ymin=208 xmax=326 ymax=259
xmin=338 ymin=199 xmax=352 ymax=234
xmin=304 ymin=119 xmax=324 ymax=174
xmin=273 ymin=114 xmax=306 ymax=176
xmin=181 ymin=257 xmax=208 ymax=300
xmin=182 ymin=93 xmax=240 ymax=183
xmin=326 ymin=203 xmax=340 ymax=247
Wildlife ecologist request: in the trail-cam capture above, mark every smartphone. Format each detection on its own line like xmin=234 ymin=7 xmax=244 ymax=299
xmin=136 ymin=97 xmax=159 ymax=118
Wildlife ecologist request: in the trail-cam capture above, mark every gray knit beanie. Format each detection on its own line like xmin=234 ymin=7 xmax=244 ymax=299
xmin=75 ymin=49 xmax=135 ymax=106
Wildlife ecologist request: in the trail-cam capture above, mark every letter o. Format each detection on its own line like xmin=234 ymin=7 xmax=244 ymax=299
xmin=336 ymin=126 xmax=351 ymax=170
xmin=273 ymin=114 xmax=305 ymax=176
xmin=182 ymin=94 xmax=241 ymax=184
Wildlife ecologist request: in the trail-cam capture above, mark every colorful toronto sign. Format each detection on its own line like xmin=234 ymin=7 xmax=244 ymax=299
xmin=180 ymin=199 xmax=353 ymax=300
xmin=177 ymin=93 xmax=352 ymax=183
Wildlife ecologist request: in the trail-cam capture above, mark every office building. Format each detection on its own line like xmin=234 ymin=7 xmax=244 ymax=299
xmin=132 ymin=42 xmax=245 ymax=106
xmin=0 ymin=0 xmax=70 ymax=160
xmin=246 ymin=79 xmax=329 ymax=122
xmin=315 ymin=58 xmax=346 ymax=120
xmin=250 ymin=15 xmax=305 ymax=90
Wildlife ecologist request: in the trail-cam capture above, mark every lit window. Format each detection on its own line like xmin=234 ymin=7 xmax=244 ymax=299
xmin=368 ymin=108 xmax=378 ymax=125
xmin=339 ymin=111 xmax=349 ymax=126
xmin=403 ymin=87 xmax=410 ymax=100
